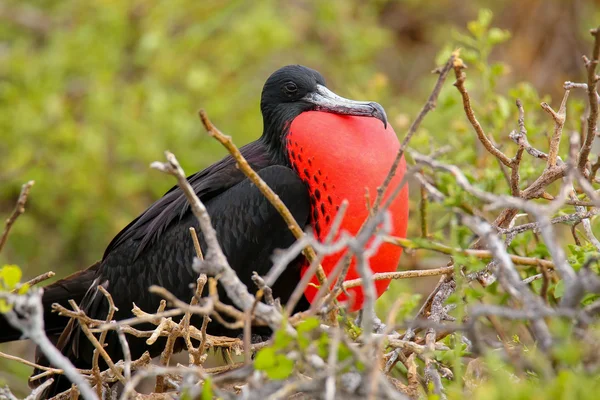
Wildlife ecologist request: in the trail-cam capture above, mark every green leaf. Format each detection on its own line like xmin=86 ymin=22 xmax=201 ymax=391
xmin=0 ymin=299 xmax=12 ymax=313
xmin=297 ymin=316 xmax=321 ymax=350
xmin=254 ymin=347 xmax=295 ymax=380
xmin=265 ymin=355 xmax=294 ymax=380
xmin=297 ymin=317 xmax=320 ymax=334
xmin=582 ymin=293 xmax=600 ymax=306
xmin=488 ymin=28 xmax=511 ymax=45
xmin=490 ymin=62 xmax=506 ymax=77
xmin=273 ymin=329 xmax=293 ymax=350
xmin=477 ymin=9 xmax=493 ymax=29
xmin=255 ymin=347 xmax=277 ymax=370
xmin=554 ymin=280 xmax=565 ymax=298
xmin=201 ymin=377 xmax=213 ymax=400
xmin=467 ymin=21 xmax=484 ymax=39
xmin=0 ymin=265 xmax=22 ymax=290
xmin=317 ymin=333 xmax=330 ymax=359
xmin=18 ymin=283 xmax=29 ymax=295
xmin=496 ymin=95 xmax=510 ymax=119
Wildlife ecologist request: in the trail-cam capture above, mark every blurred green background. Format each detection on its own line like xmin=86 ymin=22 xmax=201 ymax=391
xmin=1 ymin=0 xmax=598 ymax=279
xmin=1 ymin=0 xmax=600 ymax=393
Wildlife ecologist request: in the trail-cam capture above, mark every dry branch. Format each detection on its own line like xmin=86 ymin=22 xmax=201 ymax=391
xmin=373 ymin=52 xmax=456 ymax=213
xmin=198 ymin=110 xmax=329 ymax=287
xmin=578 ymin=26 xmax=600 ymax=173
xmin=0 ymin=180 xmax=34 ymax=253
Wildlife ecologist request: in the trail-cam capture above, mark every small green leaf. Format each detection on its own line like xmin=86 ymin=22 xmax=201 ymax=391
xmin=201 ymin=377 xmax=213 ymax=400
xmin=490 ymin=62 xmax=506 ymax=77
xmin=0 ymin=265 xmax=22 ymax=290
xmin=0 ymin=299 xmax=12 ymax=313
xmin=317 ymin=333 xmax=330 ymax=359
xmin=273 ymin=329 xmax=293 ymax=350
xmin=467 ymin=21 xmax=484 ymax=38
xmin=265 ymin=355 xmax=294 ymax=380
xmin=337 ymin=342 xmax=352 ymax=364
xmin=496 ymin=95 xmax=510 ymax=119
xmin=255 ymin=347 xmax=277 ymax=370
xmin=477 ymin=9 xmax=493 ymax=28
xmin=554 ymin=280 xmax=565 ymax=298
xmin=297 ymin=317 xmax=320 ymax=334
xmin=18 ymin=283 xmax=29 ymax=295
xmin=488 ymin=28 xmax=511 ymax=45
xmin=255 ymin=347 xmax=294 ymax=380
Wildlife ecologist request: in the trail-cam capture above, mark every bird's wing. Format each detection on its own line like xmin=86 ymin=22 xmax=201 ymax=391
xmin=102 ymin=141 xmax=273 ymax=260
xmin=34 ymin=164 xmax=312 ymax=396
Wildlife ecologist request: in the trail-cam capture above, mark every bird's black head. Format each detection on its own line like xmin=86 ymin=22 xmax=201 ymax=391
xmin=259 ymin=65 xmax=387 ymax=154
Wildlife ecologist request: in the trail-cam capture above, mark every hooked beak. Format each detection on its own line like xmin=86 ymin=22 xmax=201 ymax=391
xmin=302 ymin=84 xmax=388 ymax=128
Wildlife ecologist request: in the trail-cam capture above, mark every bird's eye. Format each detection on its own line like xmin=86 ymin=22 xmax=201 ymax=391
xmin=283 ymin=82 xmax=298 ymax=95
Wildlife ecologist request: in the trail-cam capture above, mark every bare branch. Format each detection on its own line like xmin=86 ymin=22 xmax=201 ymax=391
xmin=198 ymin=110 xmax=329 ymax=287
xmin=373 ymin=52 xmax=456 ymax=213
xmin=542 ymin=89 xmax=570 ymax=168
xmin=453 ymin=58 xmax=513 ymax=167
xmin=1 ymin=289 xmax=97 ymax=400
xmin=0 ymin=180 xmax=34 ymax=253
xmin=578 ymin=26 xmax=600 ymax=172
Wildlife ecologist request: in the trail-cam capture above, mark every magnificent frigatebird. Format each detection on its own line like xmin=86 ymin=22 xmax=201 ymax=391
xmin=0 ymin=65 xmax=408 ymax=395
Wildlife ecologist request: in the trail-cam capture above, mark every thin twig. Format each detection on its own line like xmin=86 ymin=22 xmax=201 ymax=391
xmin=383 ymin=236 xmax=555 ymax=269
xmin=0 ymin=180 xmax=34 ymax=253
xmin=373 ymin=52 xmax=456 ymax=213
xmin=542 ymin=89 xmax=570 ymax=168
xmin=198 ymin=110 xmax=329 ymax=287
xmin=453 ymin=58 xmax=512 ymax=167
xmin=578 ymin=26 xmax=600 ymax=173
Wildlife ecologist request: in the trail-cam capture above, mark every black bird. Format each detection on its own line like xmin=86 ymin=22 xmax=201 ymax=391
xmin=0 ymin=65 xmax=394 ymax=396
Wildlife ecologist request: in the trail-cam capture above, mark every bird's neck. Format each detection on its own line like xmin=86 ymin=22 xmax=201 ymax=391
xmin=260 ymin=109 xmax=295 ymax=166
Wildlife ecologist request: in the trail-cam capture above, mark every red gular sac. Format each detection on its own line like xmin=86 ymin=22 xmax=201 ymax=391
xmin=286 ymin=111 xmax=409 ymax=311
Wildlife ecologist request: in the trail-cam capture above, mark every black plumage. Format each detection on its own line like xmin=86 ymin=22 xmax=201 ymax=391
xmin=0 ymin=65 xmax=387 ymax=396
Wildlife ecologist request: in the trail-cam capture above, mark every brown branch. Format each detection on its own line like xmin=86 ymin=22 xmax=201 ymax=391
xmin=509 ymin=129 xmax=548 ymax=161
xmin=91 ymin=286 xmax=117 ymax=397
xmin=578 ymin=26 xmax=600 ymax=173
xmin=509 ymin=100 xmax=526 ymax=196
xmin=542 ymin=89 xmax=570 ymax=168
xmin=152 ymin=151 xmax=288 ymax=334
xmin=0 ymin=351 xmax=66 ymax=376
xmin=184 ymin=279 xmax=207 ymax=365
xmin=67 ymin=300 xmax=126 ymax=385
xmin=198 ymin=110 xmax=328 ymax=286
xmin=44 ymin=352 xmax=152 ymax=400
xmin=383 ymin=236 xmax=555 ymax=269
xmin=373 ymin=52 xmax=456 ymax=213
xmin=284 ymin=200 xmax=348 ymax=322
xmin=0 ymin=180 xmax=34 ymax=253
xmin=341 ymin=266 xmax=455 ymax=290
xmin=198 ymin=315 xmax=211 ymax=360
xmin=453 ymin=58 xmax=513 ymax=167
xmin=189 ymin=226 xmax=204 ymax=261
xmin=154 ymin=326 xmax=178 ymax=393
xmin=148 ymin=285 xmax=212 ymax=317
xmin=11 ymin=271 xmax=55 ymax=293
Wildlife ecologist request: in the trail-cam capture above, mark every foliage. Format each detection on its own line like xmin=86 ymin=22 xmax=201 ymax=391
xmin=0 ymin=264 xmax=27 ymax=312
xmin=2 ymin=1 xmax=600 ymax=399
